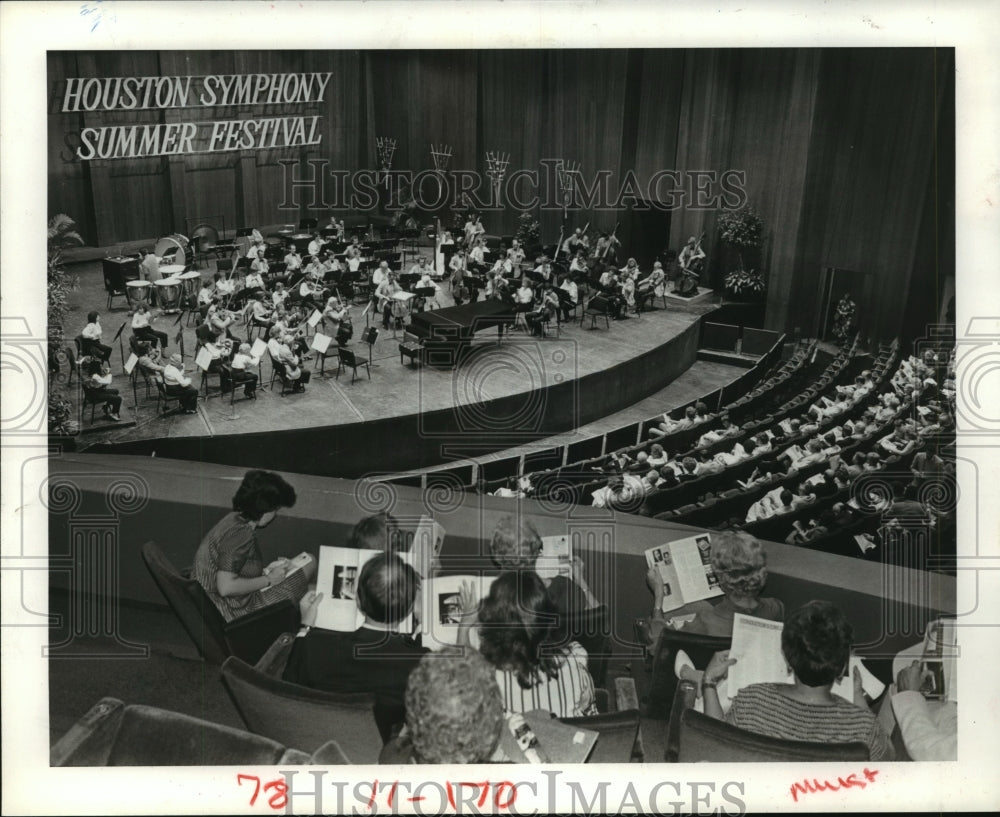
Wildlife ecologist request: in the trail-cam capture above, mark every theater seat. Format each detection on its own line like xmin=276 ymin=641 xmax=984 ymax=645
xmin=558 ymin=709 xmax=644 ymax=762
xmin=50 ymin=697 xmax=342 ymax=766
xmin=669 ymin=682 xmax=870 ymax=762
xmin=220 ymin=637 xmax=383 ymax=763
xmin=140 ymin=541 xmax=298 ymax=665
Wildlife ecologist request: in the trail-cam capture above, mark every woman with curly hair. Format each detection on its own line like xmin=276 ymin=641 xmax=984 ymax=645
xmin=193 ymin=469 xmax=316 ymax=622
xmin=379 ymin=649 xmax=506 ymax=764
xmin=460 ymin=571 xmax=597 ymax=718
xmin=641 ymin=530 xmax=784 ymax=645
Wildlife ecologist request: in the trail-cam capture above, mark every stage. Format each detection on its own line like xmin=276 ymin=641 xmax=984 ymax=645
xmin=68 ymin=272 xmax=720 ymax=477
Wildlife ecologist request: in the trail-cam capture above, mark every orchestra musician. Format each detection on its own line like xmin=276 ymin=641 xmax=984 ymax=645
xmin=345 ymin=238 xmax=363 ymax=272
xmin=326 ymin=215 xmax=346 ymax=241
xmin=507 ymin=238 xmax=526 ymax=268
xmin=208 ymin=302 xmax=238 ymax=341
xmin=675 ymin=234 xmax=706 ymax=294
xmin=449 ymin=249 xmax=469 ymax=306
xmin=371 ymin=260 xmax=390 ymax=290
xmin=562 ymin=227 xmax=590 ymax=257
xmin=558 ymin=274 xmax=579 ymax=322
xmin=569 ymin=250 xmax=589 ymax=279
xmin=375 ymin=270 xmax=405 ymax=329
xmin=197 ymin=278 xmax=215 ymax=308
xmin=248 ymin=296 xmax=274 ymax=334
xmin=228 ymin=342 xmax=260 ymax=399
xmin=464 ymin=213 xmax=485 ymax=247
xmin=245 ymin=235 xmax=266 ymax=259
xmin=491 ymin=253 xmax=514 ymax=278
xmin=597 ymin=265 xmax=619 ymax=294
xmin=533 ymin=257 xmax=554 ymax=284
xmin=515 ymin=277 xmax=535 ymax=315
xmin=130 ymin=302 xmax=169 ymax=350
xmin=245 ymin=264 xmax=267 ymax=300
xmin=80 ymin=311 xmax=113 ymax=362
xmin=469 ymin=237 xmax=487 ymax=273
xmin=270 ymin=282 xmax=289 ymax=310
xmin=298 ymin=268 xmax=328 ymax=307
xmin=163 ymin=353 xmax=199 ymax=414
xmin=284 ymin=245 xmax=303 ymax=273
xmin=408 ymin=256 xmax=431 ymax=278
xmin=278 ymin=333 xmax=311 ymax=391
xmin=213 ymin=271 xmax=236 ymax=302
xmin=140 ymin=248 xmax=161 ymax=282
xmin=307 ymin=232 xmax=326 ymax=257
xmin=594 ymin=230 xmax=621 ymax=262
xmin=414 ymin=268 xmax=440 ymax=312
xmin=83 ymin=358 xmax=123 ymax=421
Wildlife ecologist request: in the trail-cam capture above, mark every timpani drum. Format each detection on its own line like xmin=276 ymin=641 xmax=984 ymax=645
xmin=154 ymin=234 xmax=190 ymax=267
xmin=178 ymin=270 xmax=201 ymax=300
xmin=159 ymin=263 xmax=185 ymax=280
xmin=155 ymin=277 xmax=183 ymax=313
xmin=125 ymin=280 xmax=151 ymax=309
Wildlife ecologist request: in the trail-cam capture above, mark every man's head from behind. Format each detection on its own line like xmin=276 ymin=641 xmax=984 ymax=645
xmin=404 ymin=650 xmax=504 ymax=764
xmin=347 ymin=512 xmax=404 ymax=554
xmin=356 ymin=553 xmax=418 ymax=625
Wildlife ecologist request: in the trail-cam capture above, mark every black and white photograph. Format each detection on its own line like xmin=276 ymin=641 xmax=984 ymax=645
xmin=332 ymin=564 xmax=358 ymax=600
xmin=2 ymin=2 xmax=999 ymax=815
xmin=438 ymin=592 xmax=463 ymax=626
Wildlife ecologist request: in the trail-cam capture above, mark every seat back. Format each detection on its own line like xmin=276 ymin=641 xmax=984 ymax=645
xmin=51 ymin=697 xmax=311 ymax=766
xmin=647 ymin=630 xmax=731 ymax=719
xmin=560 ymin=709 xmax=642 ymax=763
xmin=339 ymin=347 xmax=357 ymax=367
xmin=140 ymin=541 xmax=231 ymax=664
xmin=221 ymin=656 xmax=383 ymax=762
xmin=678 ymin=707 xmax=870 ymax=762
xmin=587 ymin=295 xmax=610 ymax=314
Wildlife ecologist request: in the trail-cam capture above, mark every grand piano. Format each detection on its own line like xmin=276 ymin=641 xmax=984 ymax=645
xmin=406 ymin=300 xmax=515 ymax=367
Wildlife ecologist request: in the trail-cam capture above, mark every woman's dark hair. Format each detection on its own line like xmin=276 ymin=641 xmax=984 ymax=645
xmin=781 ymin=600 xmax=852 ymax=686
xmin=231 ymin=469 xmax=296 ymax=521
xmin=356 ymin=553 xmax=418 ymax=624
xmin=85 ymin=358 xmax=104 ymax=376
xmin=477 ymin=571 xmax=563 ymax=689
xmin=87 ymin=310 xmax=99 ymax=323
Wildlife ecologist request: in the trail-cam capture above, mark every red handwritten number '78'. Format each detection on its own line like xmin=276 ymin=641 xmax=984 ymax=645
xmin=238 ymin=774 xmax=288 ymax=810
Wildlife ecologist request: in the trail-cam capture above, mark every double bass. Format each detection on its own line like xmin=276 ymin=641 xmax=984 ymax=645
xmin=675 ymin=232 xmax=706 ymax=296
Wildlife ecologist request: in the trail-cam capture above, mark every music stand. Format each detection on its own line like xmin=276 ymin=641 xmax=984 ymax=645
xmin=362 ymin=326 xmax=379 ymax=368
xmin=112 ymin=319 xmax=129 ymax=372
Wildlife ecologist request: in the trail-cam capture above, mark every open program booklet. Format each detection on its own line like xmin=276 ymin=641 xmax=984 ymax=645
xmin=644 ymin=534 xmax=723 ymax=613
xmin=313 ymin=515 xmax=446 ymax=632
xmin=727 ymin=612 xmax=885 ymax=702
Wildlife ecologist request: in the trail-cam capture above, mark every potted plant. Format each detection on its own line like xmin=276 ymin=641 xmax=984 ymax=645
xmin=47 ymin=213 xmax=83 ymax=432
xmin=717 ymin=205 xmax=766 ymax=299
xmin=515 ymin=210 xmax=541 ymax=248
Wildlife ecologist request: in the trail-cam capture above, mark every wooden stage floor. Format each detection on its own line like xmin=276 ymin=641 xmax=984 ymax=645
xmin=64 ymin=274 xmax=718 ymax=450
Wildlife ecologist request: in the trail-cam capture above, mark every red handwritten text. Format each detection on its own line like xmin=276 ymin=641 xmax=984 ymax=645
xmin=789 ymin=767 xmax=879 ymax=802
xmin=237 ymin=774 xmax=518 ymax=812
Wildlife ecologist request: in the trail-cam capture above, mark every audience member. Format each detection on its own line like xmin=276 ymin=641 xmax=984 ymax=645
xmin=700 ymin=600 xmax=895 ymax=760
xmin=284 ymin=553 xmax=427 ymax=742
xmin=379 ymin=650 xmax=506 ymax=764
xmin=459 ymin=571 xmax=598 ymax=718
xmin=488 ymin=515 xmax=598 ymax=613
xmin=193 ymin=469 xmax=315 ymax=623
